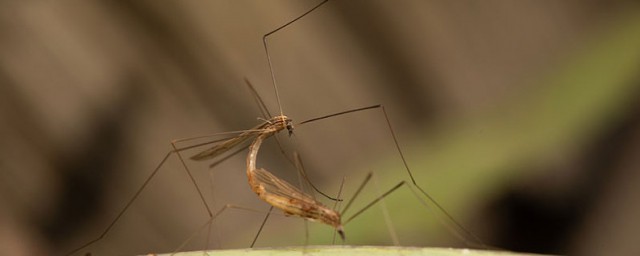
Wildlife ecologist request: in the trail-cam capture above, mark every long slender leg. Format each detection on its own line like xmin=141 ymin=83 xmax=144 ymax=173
xmin=342 ymin=177 xmax=407 ymax=227
xmin=171 ymin=204 xmax=286 ymax=254
xmin=65 ymin=131 xmax=259 ymax=255
xmin=293 ymin=151 xmax=342 ymax=201
xmin=262 ymin=0 xmax=330 ymax=117
xmin=251 ymin=206 xmax=274 ymax=248
xmin=372 ymin=173 xmax=399 ymax=245
xmin=298 ymin=104 xmax=487 ymax=248
xmin=292 ymin=152 xmax=311 ymax=249
xmin=173 ymin=141 xmax=213 ymax=217
xmin=255 ymin=0 xmax=338 ymax=205
xmin=340 ymin=173 xmax=491 ymax=248
xmin=331 ymin=176 xmax=347 ymax=245
xmin=340 ymin=173 xmax=373 ymax=217
xmin=65 ymin=150 xmax=172 ymax=256
xmin=378 ymin=106 xmax=487 ymax=248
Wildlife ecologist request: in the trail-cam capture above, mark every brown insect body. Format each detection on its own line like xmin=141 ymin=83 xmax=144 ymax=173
xmin=245 ymin=115 xmax=345 ymax=239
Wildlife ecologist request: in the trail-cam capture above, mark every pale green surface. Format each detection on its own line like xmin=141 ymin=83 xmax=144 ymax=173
xmin=159 ymin=246 xmax=549 ymax=256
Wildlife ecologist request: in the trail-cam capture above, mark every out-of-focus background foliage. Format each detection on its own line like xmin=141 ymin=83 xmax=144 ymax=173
xmin=1 ymin=0 xmax=639 ymax=255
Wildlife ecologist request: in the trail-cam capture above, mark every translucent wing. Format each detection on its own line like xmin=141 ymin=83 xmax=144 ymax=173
xmin=190 ymin=122 xmax=268 ymax=161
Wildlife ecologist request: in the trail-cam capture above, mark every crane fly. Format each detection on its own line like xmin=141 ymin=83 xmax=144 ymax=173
xmin=186 ymin=107 xmax=347 ymax=239
xmin=243 ymin=115 xmax=344 ymax=239
xmin=66 ymin=0 xmax=488 ymax=255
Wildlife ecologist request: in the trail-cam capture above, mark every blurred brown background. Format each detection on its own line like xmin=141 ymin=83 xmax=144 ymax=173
xmin=1 ymin=0 xmax=640 ymax=255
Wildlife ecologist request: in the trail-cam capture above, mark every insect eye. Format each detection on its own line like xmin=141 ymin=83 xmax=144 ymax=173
xmin=286 ymin=122 xmax=294 ymax=136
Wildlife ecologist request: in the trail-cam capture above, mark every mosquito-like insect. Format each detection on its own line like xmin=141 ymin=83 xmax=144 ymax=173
xmin=171 ymin=87 xmax=421 ymax=251
xmin=242 ymin=114 xmax=344 ymax=238
xmin=240 ymin=112 xmax=416 ymax=243
xmin=66 ymin=0 xmax=487 ymax=255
